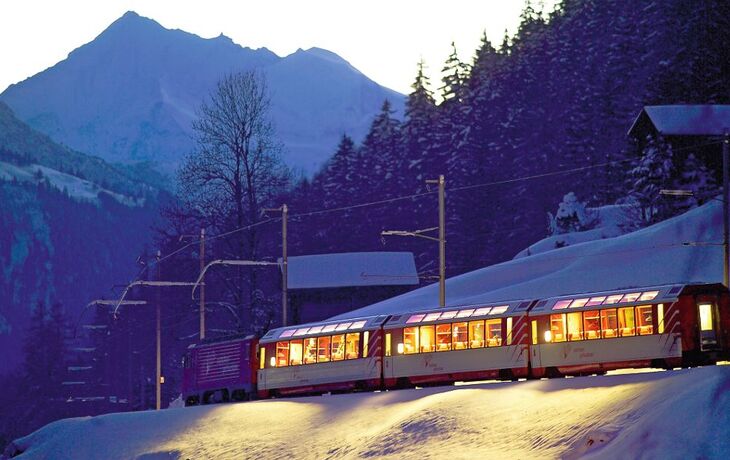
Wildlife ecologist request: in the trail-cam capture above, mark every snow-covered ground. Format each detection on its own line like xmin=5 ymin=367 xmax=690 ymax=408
xmin=4 ymin=365 xmax=730 ymax=459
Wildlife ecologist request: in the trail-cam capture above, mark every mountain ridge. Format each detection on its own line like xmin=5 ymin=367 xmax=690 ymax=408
xmin=0 ymin=11 xmax=404 ymax=175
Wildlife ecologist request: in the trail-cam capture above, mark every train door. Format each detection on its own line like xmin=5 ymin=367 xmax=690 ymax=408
xmin=383 ymin=329 xmax=396 ymax=382
xmin=530 ymin=318 xmax=543 ymax=370
xmin=698 ymin=301 xmax=720 ymax=351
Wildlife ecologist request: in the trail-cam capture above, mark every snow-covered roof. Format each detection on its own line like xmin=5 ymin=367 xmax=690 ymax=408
xmin=286 ymin=252 xmax=418 ymax=289
xmin=330 ymin=200 xmax=725 ymax=321
xmin=628 ymin=105 xmax=730 ymax=138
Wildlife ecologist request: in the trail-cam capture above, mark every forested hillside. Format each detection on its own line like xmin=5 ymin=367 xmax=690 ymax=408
xmin=0 ymin=103 xmax=163 ymax=372
xmin=283 ymin=0 xmax=729 ymax=278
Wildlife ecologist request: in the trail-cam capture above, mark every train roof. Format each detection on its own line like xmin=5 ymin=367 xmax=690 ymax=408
xmin=529 ymin=284 xmax=685 ymax=314
xmin=383 ymin=299 xmax=532 ymax=328
xmin=260 ymin=315 xmax=388 ymax=343
xmin=187 ymin=334 xmax=255 ymax=350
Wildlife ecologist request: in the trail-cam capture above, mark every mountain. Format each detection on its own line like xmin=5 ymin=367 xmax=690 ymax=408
xmin=0 ymin=102 xmax=163 ymax=372
xmin=0 ymin=11 xmax=404 ymax=175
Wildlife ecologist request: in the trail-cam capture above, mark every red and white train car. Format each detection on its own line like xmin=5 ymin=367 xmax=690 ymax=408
xmin=257 ymin=315 xmax=388 ymax=397
xmin=382 ymin=300 xmax=533 ymax=386
xmin=527 ymin=284 xmax=730 ymax=377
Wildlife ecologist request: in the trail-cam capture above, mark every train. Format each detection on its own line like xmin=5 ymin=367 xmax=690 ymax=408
xmin=181 ymin=282 xmax=730 ymax=405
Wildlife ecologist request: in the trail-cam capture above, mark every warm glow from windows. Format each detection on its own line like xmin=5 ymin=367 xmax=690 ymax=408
xmin=318 ymin=336 xmax=331 ymax=362
xmin=506 ymin=317 xmax=513 ymax=345
xmin=570 ymin=298 xmax=588 ymax=309
xmin=639 ymin=291 xmax=659 ymax=301
xmin=636 ymin=305 xmax=653 ymax=335
xmin=531 ymin=320 xmax=538 ymax=345
xmin=424 ymin=312 xmax=442 ymax=322
xmin=618 ymin=307 xmax=635 ymax=337
xmin=436 ymin=323 xmax=452 ymax=351
xmin=657 ymin=304 xmax=665 ymax=334
xmin=544 ymin=330 xmax=552 ymax=342
xmin=303 ymin=338 xmax=317 ymax=364
xmin=403 ymin=327 xmax=418 ymax=354
xmin=699 ymin=304 xmax=714 ymax=331
xmin=420 ymin=325 xmax=436 ymax=353
xmin=269 ymin=356 xmax=276 ymax=367
xmin=276 ymin=341 xmax=289 ymax=367
xmin=583 ymin=310 xmax=600 ymax=339
xmin=397 ymin=343 xmax=404 ymax=354
xmin=567 ymin=312 xmax=583 ymax=341
xmin=289 ymin=340 xmax=303 ymax=365
xmin=469 ymin=321 xmax=485 ymax=348
xmin=385 ymin=333 xmax=392 ymax=357
xmin=550 ymin=314 xmax=566 ymax=342
xmin=363 ymin=331 xmax=369 ymax=358
xmin=490 ymin=306 xmax=509 ymax=315
xmin=452 ymin=322 xmax=468 ymax=349
xmin=331 ymin=334 xmax=345 ymax=361
xmin=486 ymin=319 xmax=502 ymax=347
xmin=345 ymin=333 xmax=360 ymax=359
xmin=601 ymin=309 xmax=618 ymax=338
xmin=260 ymin=348 xmax=266 ymax=369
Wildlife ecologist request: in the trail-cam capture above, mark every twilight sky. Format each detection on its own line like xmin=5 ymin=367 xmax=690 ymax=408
xmin=0 ymin=0 xmax=558 ymax=95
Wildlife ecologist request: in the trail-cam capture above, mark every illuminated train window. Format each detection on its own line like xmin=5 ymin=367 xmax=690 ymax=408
xmin=469 ymin=321 xmax=485 ymax=348
xmin=486 ymin=319 xmax=502 ymax=346
xmin=601 ymin=309 xmax=618 ymax=338
xmin=436 ymin=324 xmax=452 ymax=351
xmin=636 ymin=305 xmax=653 ymax=335
xmin=420 ymin=325 xmax=436 ymax=353
xmin=452 ymin=322 xmax=468 ymax=350
xmin=332 ymin=334 xmax=346 ymax=361
xmin=618 ymin=307 xmax=635 ymax=337
xmin=317 ymin=336 xmax=331 ymax=362
xmin=303 ymin=338 xmax=317 ymax=364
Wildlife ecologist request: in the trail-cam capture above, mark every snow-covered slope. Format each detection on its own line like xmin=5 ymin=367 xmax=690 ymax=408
xmin=5 ymin=366 xmax=730 ymax=459
xmin=332 ymin=199 xmax=724 ymax=320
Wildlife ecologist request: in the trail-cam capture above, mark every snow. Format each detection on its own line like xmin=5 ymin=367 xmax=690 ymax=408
xmin=331 ymin=199 xmax=724 ymax=320
xmin=286 ymin=252 xmax=419 ymax=289
xmin=5 ymin=366 xmax=730 ymax=459
xmin=628 ymin=105 xmax=730 ymax=137
xmin=0 ymin=161 xmax=143 ymax=207
xmin=517 ymin=204 xmax=632 ymax=258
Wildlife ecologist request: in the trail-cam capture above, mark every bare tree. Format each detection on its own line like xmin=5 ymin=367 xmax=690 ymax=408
xmin=176 ymin=71 xmax=289 ymax=331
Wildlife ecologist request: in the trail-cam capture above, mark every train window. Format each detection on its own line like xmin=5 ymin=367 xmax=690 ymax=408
xmin=486 ymin=319 xmax=502 ymax=347
xmin=699 ymin=303 xmax=714 ymax=331
xmin=303 ymin=338 xmax=317 ymax=364
xmin=346 ymin=333 xmax=360 ymax=359
xmin=601 ymin=309 xmax=618 ymax=338
xmin=550 ymin=314 xmax=566 ymax=342
xmin=259 ymin=348 xmax=265 ymax=370
xmin=636 ymin=305 xmax=653 ymax=335
xmin=657 ymin=304 xmax=665 ymax=334
xmin=506 ymin=317 xmax=513 ymax=345
xmin=332 ymin=334 xmax=346 ymax=361
xmin=404 ymin=327 xmax=419 ymax=354
xmin=618 ymin=307 xmax=635 ymax=336
xmin=469 ymin=321 xmax=485 ymax=348
xmin=453 ymin=322 xmax=468 ymax=350
xmin=317 ymin=336 xmax=331 ymax=362
xmin=531 ymin=320 xmax=538 ymax=345
xmin=385 ymin=333 xmax=392 ymax=357
xmin=436 ymin=324 xmax=452 ymax=351
xmin=363 ymin=331 xmax=369 ymax=358
xmin=567 ymin=312 xmax=583 ymax=341
xmin=420 ymin=325 xmax=436 ymax=353
xmin=289 ymin=340 xmax=303 ymax=365
xmin=583 ymin=310 xmax=600 ymax=339
xmin=276 ymin=341 xmax=289 ymax=367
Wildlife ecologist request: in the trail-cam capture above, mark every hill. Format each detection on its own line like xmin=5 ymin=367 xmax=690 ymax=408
xmin=0 ymin=11 xmax=404 ymax=175
xmin=0 ymin=102 xmax=163 ymax=372
xmin=4 ymin=366 xmax=730 ymax=458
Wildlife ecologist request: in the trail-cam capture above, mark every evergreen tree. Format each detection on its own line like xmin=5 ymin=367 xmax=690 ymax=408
xmin=626 ymin=136 xmax=675 ymax=224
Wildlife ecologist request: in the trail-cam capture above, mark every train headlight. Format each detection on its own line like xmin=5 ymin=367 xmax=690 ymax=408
xmin=397 ymin=343 xmax=404 ymax=354
xmin=544 ymin=331 xmax=552 ymax=343
xmin=270 ymin=357 xmax=276 ymax=367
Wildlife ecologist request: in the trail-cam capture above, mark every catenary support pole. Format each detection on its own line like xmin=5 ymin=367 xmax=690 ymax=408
xmin=438 ymin=175 xmax=446 ymax=307
xmin=155 ymin=250 xmax=161 ymax=411
xmin=199 ymin=228 xmax=205 ymax=340
xmin=282 ymin=204 xmax=288 ymax=327
xmin=722 ymin=128 xmax=730 ymax=287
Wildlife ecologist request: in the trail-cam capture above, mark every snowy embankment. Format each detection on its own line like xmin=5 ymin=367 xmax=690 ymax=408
xmin=5 ymin=366 xmax=730 ymax=459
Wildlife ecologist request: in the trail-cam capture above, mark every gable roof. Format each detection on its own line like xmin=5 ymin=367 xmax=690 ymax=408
xmin=286 ymin=252 xmax=418 ymax=289
xmin=628 ymin=105 xmax=730 ymax=138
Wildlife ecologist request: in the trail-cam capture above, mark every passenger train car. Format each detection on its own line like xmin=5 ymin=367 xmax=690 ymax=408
xmin=182 ymin=283 xmax=730 ymax=405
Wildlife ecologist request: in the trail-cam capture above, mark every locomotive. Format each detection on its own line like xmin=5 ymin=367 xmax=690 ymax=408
xmin=182 ymin=282 xmax=729 ymax=405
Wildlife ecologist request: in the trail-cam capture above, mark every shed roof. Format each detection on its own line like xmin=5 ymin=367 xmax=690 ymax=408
xmin=628 ymin=105 xmax=730 ymax=138
xmin=286 ymin=252 xmax=418 ymax=289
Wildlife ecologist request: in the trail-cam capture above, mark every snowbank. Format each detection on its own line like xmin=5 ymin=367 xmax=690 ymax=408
xmin=332 ymin=199 xmax=724 ymax=320
xmin=5 ymin=366 xmax=730 ymax=459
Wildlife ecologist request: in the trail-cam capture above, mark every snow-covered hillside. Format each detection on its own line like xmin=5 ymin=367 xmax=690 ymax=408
xmin=333 ymin=199 xmax=724 ymax=321
xmin=4 ymin=366 xmax=729 ymax=459
xmin=0 ymin=161 xmax=144 ymax=207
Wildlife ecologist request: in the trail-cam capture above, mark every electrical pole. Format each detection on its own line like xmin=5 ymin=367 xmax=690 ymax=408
xmin=282 ymin=204 xmax=288 ymax=327
xmin=155 ymin=250 xmax=161 ymax=411
xmin=263 ymin=204 xmax=289 ymax=326
xmin=199 ymin=228 xmax=206 ymax=341
xmin=691 ymin=131 xmax=730 ymax=288
xmin=424 ymin=175 xmax=446 ymax=307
